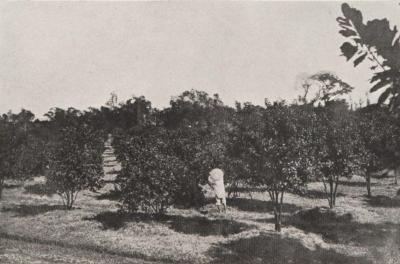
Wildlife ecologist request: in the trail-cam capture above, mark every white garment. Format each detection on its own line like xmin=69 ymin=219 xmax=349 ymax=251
xmin=208 ymin=168 xmax=226 ymax=199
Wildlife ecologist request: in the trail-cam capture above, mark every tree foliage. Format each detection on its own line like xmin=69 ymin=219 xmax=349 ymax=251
xmin=312 ymin=101 xmax=360 ymax=208
xmin=116 ymin=129 xmax=187 ymax=214
xmin=0 ymin=110 xmax=46 ymax=198
xmin=298 ymin=72 xmax=354 ymax=105
xmin=355 ymin=105 xmax=391 ymax=196
xmin=47 ymin=125 xmax=105 ymax=209
xmin=238 ymin=101 xmax=314 ymax=231
xmin=338 ymin=3 xmax=400 ymax=109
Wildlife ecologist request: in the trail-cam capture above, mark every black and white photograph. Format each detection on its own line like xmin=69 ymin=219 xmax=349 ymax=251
xmin=1 ymin=1 xmax=400 ymax=263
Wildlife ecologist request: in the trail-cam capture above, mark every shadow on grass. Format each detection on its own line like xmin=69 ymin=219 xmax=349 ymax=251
xmin=103 ymin=159 xmax=117 ymax=164
xmin=4 ymin=183 xmax=23 ymax=189
xmin=226 ymin=186 xmax=270 ymax=194
xmin=287 ymin=207 xmax=400 ymax=248
xmin=24 ymin=183 xmax=56 ymax=196
xmin=365 ymin=195 xmax=400 ymax=208
xmin=338 ymin=180 xmax=375 ymax=187
xmin=0 ymin=232 xmax=173 ymax=264
xmin=107 ymin=169 xmax=120 ymax=175
xmin=295 ymin=189 xmax=345 ymax=199
xmin=1 ymin=204 xmax=65 ymax=217
xmin=227 ymin=197 xmax=301 ymax=214
xmin=208 ymin=233 xmax=372 ymax=264
xmin=85 ymin=211 xmax=251 ymax=236
xmin=96 ymin=189 xmax=121 ymax=201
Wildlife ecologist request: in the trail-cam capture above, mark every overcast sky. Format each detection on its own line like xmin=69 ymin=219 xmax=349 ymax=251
xmin=1 ymin=1 xmax=399 ymax=118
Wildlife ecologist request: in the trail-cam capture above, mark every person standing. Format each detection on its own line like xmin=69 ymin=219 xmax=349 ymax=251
xmin=208 ymin=168 xmax=226 ymax=213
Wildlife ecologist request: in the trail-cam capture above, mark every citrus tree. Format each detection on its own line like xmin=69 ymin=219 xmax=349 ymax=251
xmin=117 ymin=129 xmax=187 ymax=214
xmin=0 ymin=110 xmax=46 ymax=198
xmin=313 ymin=101 xmax=360 ymax=208
xmin=355 ymin=105 xmax=390 ymax=196
xmin=240 ymin=101 xmax=313 ymax=231
xmin=47 ymin=125 xmax=105 ymax=209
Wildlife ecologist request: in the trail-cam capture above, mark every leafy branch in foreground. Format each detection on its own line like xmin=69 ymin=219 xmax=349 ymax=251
xmin=338 ymin=3 xmax=400 ymax=109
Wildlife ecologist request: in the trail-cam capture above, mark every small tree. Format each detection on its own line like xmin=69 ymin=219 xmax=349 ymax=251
xmin=355 ymin=105 xmax=388 ymax=196
xmin=313 ymin=101 xmax=360 ymax=208
xmin=241 ymin=102 xmax=313 ymax=231
xmin=228 ymin=102 xmax=266 ymax=197
xmin=0 ymin=110 xmax=45 ymax=198
xmin=117 ymin=129 xmax=187 ymax=214
xmin=0 ymin=118 xmax=14 ymax=198
xmin=47 ymin=125 xmax=104 ymax=209
xmin=380 ymin=109 xmax=400 ymax=185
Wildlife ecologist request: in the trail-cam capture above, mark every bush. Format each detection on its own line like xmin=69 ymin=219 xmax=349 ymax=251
xmin=116 ymin=130 xmax=190 ymax=214
xmin=47 ymin=125 xmax=105 ymax=209
xmin=0 ymin=111 xmax=46 ymax=198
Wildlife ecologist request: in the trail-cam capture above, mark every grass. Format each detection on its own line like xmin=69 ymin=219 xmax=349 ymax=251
xmin=287 ymin=207 xmax=400 ymax=247
xmin=23 ymin=183 xmax=56 ymax=196
xmin=0 ymin=234 xmax=163 ymax=264
xmin=227 ymin=197 xmax=302 ymax=213
xmin=1 ymin=204 xmax=65 ymax=217
xmin=366 ymin=195 xmax=400 ymax=208
xmin=96 ymin=189 xmax=121 ymax=201
xmin=3 ymin=178 xmax=391 ymax=264
xmin=85 ymin=211 xmax=251 ymax=236
xmin=209 ymin=233 xmax=372 ymax=264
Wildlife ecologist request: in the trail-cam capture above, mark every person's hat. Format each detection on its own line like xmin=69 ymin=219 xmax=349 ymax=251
xmin=209 ymin=168 xmax=224 ymax=182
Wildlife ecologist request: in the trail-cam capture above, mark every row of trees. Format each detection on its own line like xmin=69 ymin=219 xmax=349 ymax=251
xmin=1 ymin=88 xmax=398 ymax=231
xmin=0 ymin=108 xmax=106 ymax=209
xmin=109 ymin=87 xmax=400 ymax=232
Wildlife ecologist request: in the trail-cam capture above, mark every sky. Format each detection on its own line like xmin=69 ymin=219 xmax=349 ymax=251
xmin=1 ymin=1 xmax=400 ymax=118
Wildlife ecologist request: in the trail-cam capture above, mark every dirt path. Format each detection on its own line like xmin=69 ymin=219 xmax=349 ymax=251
xmin=102 ymin=135 xmax=120 ymax=183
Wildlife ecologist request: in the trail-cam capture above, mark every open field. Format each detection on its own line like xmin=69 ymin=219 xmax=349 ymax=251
xmin=1 ymin=144 xmax=400 ymax=264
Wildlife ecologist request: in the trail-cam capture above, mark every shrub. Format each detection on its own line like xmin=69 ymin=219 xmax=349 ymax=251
xmin=117 ymin=130 xmax=188 ymax=214
xmin=0 ymin=119 xmax=14 ymax=198
xmin=0 ymin=111 xmax=46 ymax=198
xmin=47 ymin=125 xmax=104 ymax=209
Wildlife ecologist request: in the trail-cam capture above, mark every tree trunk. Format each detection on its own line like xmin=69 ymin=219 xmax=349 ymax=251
xmin=268 ymin=190 xmax=282 ymax=232
xmin=329 ymin=178 xmax=334 ymax=209
xmin=274 ymin=211 xmax=281 ymax=232
xmin=0 ymin=176 xmax=4 ymax=199
xmin=273 ymin=192 xmax=283 ymax=232
xmin=366 ymin=172 xmax=371 ymax=197
xmin=332 ymin=176 xmax=340 ymax=207
xmin=322 ymin=176 xmax=337 ymax=209
xmin=61 ymin=191 xmax=76 ymax=210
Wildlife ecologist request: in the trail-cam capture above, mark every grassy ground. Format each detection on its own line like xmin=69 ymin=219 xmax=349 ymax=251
xmin=0 ymin=236 xmax=162 ymax=264
xmin=1 ymin=141 xmax=400 ymax=263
